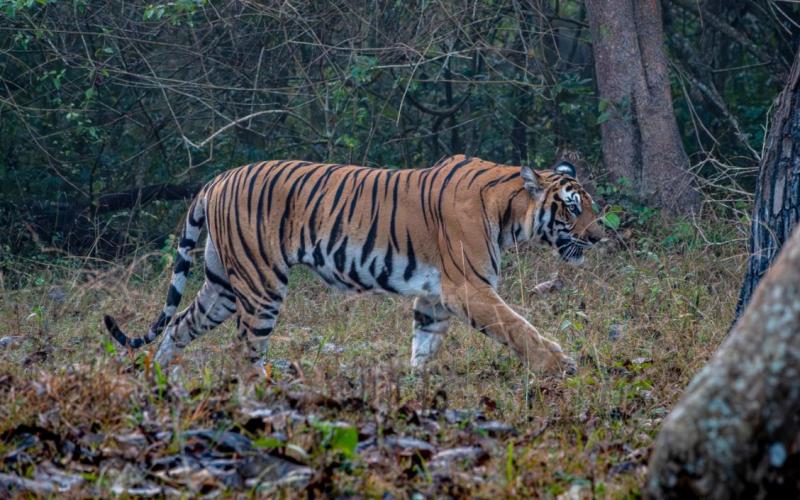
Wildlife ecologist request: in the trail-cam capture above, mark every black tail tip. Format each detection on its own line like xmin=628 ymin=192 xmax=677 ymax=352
xmin=104 ymin=315 xmax=129 ymax=347
xmin=103 ymin=315 xmax=117 ymax=332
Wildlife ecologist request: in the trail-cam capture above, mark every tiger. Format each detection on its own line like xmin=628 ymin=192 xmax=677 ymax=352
xmin=104 ymin=154 xmax=605 ymax=375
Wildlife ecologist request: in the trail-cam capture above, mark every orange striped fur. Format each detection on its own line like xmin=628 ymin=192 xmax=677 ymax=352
xmin=105 ymin=154 xmax=604 ymax=375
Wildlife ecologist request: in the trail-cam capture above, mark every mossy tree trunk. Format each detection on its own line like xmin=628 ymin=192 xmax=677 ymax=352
xmin=585 ymin=0 xmax=699 ymax=213
xmin=735 ymin=47 xmax=800 ymax=320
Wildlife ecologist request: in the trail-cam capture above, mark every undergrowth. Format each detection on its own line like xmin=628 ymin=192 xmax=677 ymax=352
xmin=0 ymin=210 xmax=746 ymax=497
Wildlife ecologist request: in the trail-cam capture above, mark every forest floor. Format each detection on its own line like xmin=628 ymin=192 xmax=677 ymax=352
xmin=0 ymin=215 xmax=745 ymax=497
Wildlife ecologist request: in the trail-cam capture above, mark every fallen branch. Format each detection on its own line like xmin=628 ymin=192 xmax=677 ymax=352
xmin=93 ymin=181 xmax=204 ymax=214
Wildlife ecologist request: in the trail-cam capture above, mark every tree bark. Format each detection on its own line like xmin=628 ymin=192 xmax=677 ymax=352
xmin=585 ymin=0 xmax=699 ymax=213
xmin=735 ymin=48 xmax=800 ymax=320
xmin=647 ymin=223 xmax=800 ymax=498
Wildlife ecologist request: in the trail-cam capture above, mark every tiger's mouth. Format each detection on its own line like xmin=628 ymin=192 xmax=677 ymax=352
xmin=555 ymin=236 xmax=593 ymax=265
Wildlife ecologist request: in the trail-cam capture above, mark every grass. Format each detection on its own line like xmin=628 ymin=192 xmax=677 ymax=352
xmin=0 ymin=214 xmax=745 ymax=497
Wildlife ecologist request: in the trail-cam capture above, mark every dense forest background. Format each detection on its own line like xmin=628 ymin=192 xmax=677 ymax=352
xmin=5 ymin=2 xmax=800 ymax=496
xmin=2 ymin=0 xmax=799 ymax=260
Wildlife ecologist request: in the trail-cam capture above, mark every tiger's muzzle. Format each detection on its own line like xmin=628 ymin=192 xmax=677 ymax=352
xmin=556 ymin=236 xmax=595 ymax=265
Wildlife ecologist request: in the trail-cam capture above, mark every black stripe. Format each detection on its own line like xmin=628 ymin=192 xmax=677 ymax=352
xmin=388 ymin=175 xmax=400 ymax=250
xmin=188 ymin=198 xmax=205 ymax=226
xmin=307 ymin=188 xmax=327 ymax=244
xmin=174 ymin=255 xmax=191 ymax=275
xmin=467 ymin=168 xmax=491 ymax=188
xmin=329 ymin=169 xmax=353 ymax=214
xmin=348 ymin=261 xmax=369 ymax=290
xmin=413 ymin=310 xmax=435 ymax=327
xmin=151 ymin=312 xmax=168 ymax=332
xmin=419 ymin=169 xmax=431 ymax=228
xmin=465 ymin=256 xmax=492 ymax=287
xmin=179 ymin=237 xmax=195 ymax=249
xmin=205 ymin=266 xmax=233 ymax=293
xmin=313 ymin=245 xmax=325 ymax=267
xmin=369 ymin=171 xmax=380 ymax=214
xmin=264 ymin=161 xmax=291 ymax=217
xmin=297 ymin=227 xmax=307 ymax=261
xmin=403 ymin=232 xmax=417 ymax=281
xmin=348 ymin=171 xmax=368 ymax=222
xmin=166 ymin=285 xmax=182 ymax=306
xmin=272 ymin=265 xmax=288 ymax=285
xmin=333 ymin=236 xmax=348 ymax=273
xmin=361 ymin=217 xmax=379 ymax=265
xmin=327 ymin=207 xmax=346 ymax=254
xmin=376 ymin=246 xmax=398 ymax=293
xmin=251 ymin=327 xmax=273 ymax=337
xmin=245 ymin=162 xmax=264 ymax=220
xmin=436 ymin=157 xmax=471 ymax=218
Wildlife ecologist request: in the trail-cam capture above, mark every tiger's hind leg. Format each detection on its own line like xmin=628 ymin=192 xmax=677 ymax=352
xmin=410 ymin=297 xmax=451 ymax=369
xmin=233 ymin=285 xmax=288 ymax=366
xmin=154 ymin=238 xmax=236 ymax=367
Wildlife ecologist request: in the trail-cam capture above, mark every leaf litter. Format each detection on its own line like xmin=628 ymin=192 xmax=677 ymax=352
xmin=0 ymin=352 xmax=652 ymax=497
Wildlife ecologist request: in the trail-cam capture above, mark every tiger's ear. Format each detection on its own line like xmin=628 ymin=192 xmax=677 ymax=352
xmin=554 ymin=161 xmax=577 ymax=178
xmin=520 ymin=166 xmax=545 ymax=197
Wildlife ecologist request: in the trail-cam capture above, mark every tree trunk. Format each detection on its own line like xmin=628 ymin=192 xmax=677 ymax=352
xmin=585 ymin=0 xmax=699 ymax=213
xmin=648 ymin=45 xmax=800 ymax=498
xmin=646 ymin=224 xmax=800 ymax=498
xmin=735 ymin=47 xmax=800 ymax=320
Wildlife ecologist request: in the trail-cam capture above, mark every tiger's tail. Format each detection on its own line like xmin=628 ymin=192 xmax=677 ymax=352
xmin=104 ymin=192 xmax=207 ymax=348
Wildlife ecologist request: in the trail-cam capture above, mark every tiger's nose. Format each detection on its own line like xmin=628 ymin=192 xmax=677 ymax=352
xmin=586 ymin=233 xmax=602 ymax=244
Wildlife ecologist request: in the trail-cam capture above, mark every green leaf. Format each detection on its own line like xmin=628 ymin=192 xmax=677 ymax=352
xmin=154 ymin=361 xmax=167 ymax=399
xmin=330 ymin=426 xmax=358 ymax=458
xmin=596 ymin=110 xmax=612 ymax=125
xmin=253 ymin=436 xmax=284 ymax=450
xmin=602 ymin=213 xmax=621 ymax=231
xmin=505 ymin=442 xmax=515 ymax=484
xmin=103 ymin=339 xmax=117 ymax=355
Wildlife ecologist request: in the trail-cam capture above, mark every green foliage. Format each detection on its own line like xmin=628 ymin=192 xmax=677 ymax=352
xmin=0 ymin=0 xmax=55 ymax=17
xmin=505 ymin=441 xmax=515 ymax=484
xmin=158 ymin=234 xmax=177 ymax=272
xmin=596 ymin=98 xmax=612 ymax=125
xmin=602 ymin=212 xmax=621 ymax=231
xmin=153 ymin=361 xmax=168 ymax=400
xmin=0 ymin=0 xmax=795 ymax=259
xmin=144 ymin=0 xmax=206 ymax=24
xmin=253 ymin=435 xmax=285 ymax=450
xmin=0 ymin=0 xmax=604 ymax=257
xmin=311 ymin=419 xmax=359 ymax=459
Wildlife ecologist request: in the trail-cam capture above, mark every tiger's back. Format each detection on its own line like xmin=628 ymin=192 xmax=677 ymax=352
xmin=204 ymin=160 xmax=448 ymax=299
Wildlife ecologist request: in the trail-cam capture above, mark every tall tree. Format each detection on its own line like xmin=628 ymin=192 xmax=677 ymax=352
xmin=735 ymin=46 xmax=800 ymax=320
xmin=585 ymin=0 xmax=699 ymax=212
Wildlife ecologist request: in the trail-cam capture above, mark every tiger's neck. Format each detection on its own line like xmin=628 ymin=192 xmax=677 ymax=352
xmin=480 ymin=168 xmax=538 ymax=250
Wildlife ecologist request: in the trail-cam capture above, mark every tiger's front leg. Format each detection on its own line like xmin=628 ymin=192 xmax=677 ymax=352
xmin=441 ymin=282 xmax=577 ymax=375
xmin=410 ymin=297 xmax=451 ymax=369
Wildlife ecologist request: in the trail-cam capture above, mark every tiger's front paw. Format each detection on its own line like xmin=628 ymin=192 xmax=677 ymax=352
xmin=561 ymin=355 xmax=578 ymax=376
xmin=527 ymin=343 xmax=577 ymax=377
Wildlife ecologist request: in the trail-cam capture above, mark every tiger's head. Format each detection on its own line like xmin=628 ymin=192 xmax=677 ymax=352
xmin=520 ymin=161 xmax=605 ymax=265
